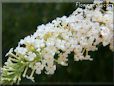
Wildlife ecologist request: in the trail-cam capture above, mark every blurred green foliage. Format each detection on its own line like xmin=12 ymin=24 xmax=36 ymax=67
xmin=2 ymin=2 xmax=113 ymax=85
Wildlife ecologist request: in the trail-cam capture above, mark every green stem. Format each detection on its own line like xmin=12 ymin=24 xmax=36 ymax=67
xmin=9 ymin=57 xmax=18 ymax=62
xmin=10 ymin=53 xmax=18 ymax=59
xmin=30 ymin=68 xmax=35 ymax=78
xmin=23 ymin=66 xmax=28 ymax=77
xmin=17 ymin=76 xmax=21 ymax=85
xmin=86 ymin=50 xmax=88 ymax=56
xmin=82 ymin=48 xmax=86 ymax=54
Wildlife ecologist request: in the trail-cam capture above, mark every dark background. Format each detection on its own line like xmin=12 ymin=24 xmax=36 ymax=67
xmin=2 ymin=2 xmax=113 ymax=85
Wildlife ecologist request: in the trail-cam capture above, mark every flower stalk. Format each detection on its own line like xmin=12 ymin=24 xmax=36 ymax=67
xmin=1 ymin=0 xmax=114 ymax=85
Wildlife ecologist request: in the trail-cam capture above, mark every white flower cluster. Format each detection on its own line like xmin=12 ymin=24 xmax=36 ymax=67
xmin=3 ymin=0 xmax=113 ymax=84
